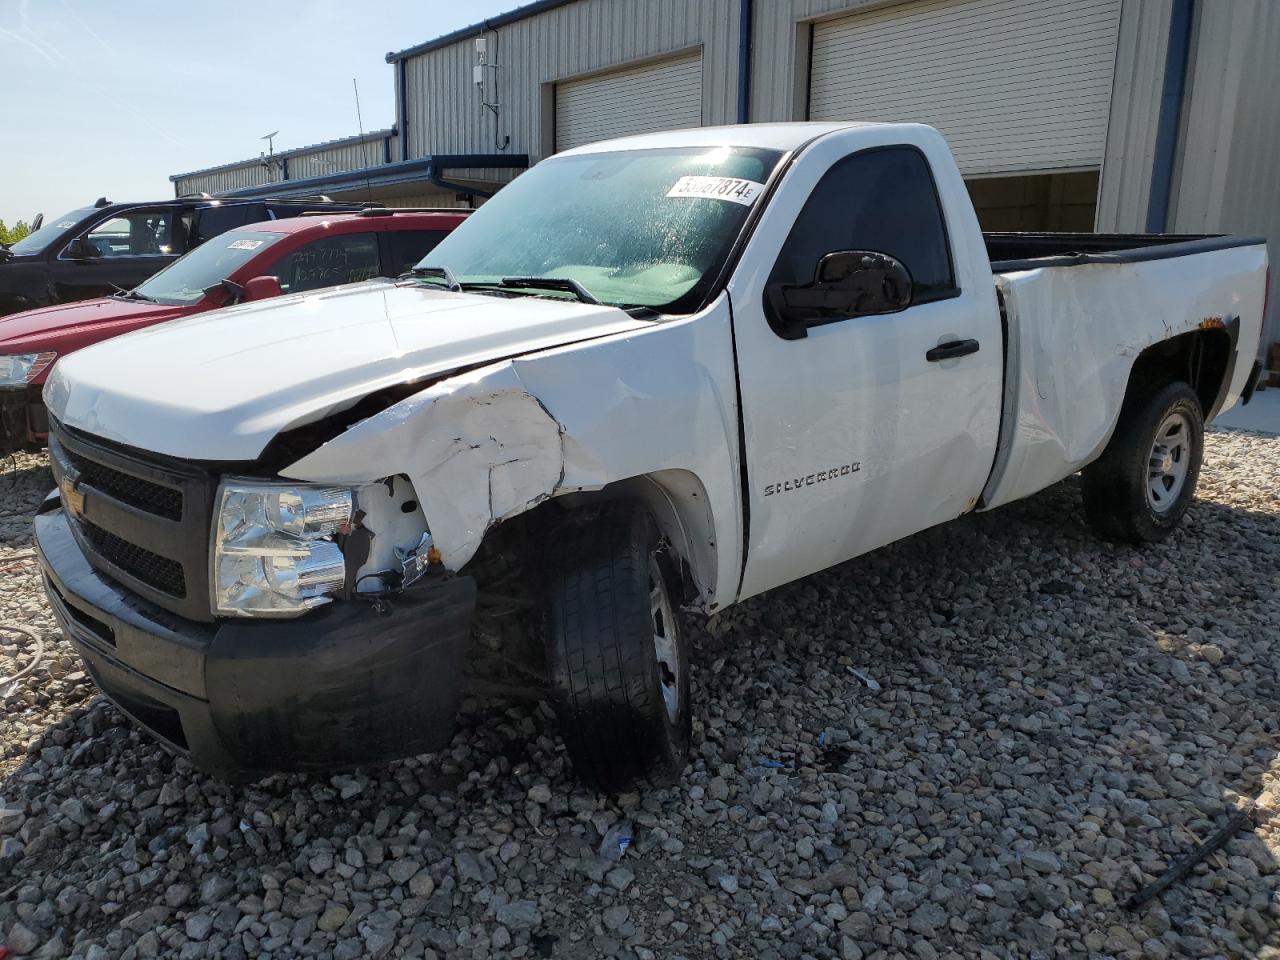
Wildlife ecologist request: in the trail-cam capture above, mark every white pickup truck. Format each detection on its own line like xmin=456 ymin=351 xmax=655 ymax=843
xmin=34 ymin=122 xmax=1268 ymax=789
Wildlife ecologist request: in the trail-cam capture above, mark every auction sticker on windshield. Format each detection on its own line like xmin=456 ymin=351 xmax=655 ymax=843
xmin=666 ymin=176 xmax=764 ymax=206
xmin=227 ymin=239 xmax=265 ymax=251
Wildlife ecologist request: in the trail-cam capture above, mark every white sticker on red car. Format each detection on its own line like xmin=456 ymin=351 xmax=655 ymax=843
xmin=227 ymin=239 xmax=265 ymax=251
xmin=666 ymin=176 xmax=764 ymax=206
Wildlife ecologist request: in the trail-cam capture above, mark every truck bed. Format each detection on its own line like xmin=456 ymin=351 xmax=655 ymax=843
xmin=985 ymin=231 xmax=1264 ymax=273
xmin=978 ymin=231 xmax=1268 ymax=514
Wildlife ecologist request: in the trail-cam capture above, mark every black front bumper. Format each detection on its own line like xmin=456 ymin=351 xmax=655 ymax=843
xmin=35 ymin=498 xmax=476 ymax=780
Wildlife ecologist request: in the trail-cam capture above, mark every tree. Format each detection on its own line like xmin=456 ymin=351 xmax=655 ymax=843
xmin=8 ymin=220 xmax=30 ymax=244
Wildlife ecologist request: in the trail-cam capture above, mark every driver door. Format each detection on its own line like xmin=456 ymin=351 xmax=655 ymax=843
xmin=55 ymin=206 xmax=181 ymax=302
xmin=731 ymin=139 xmax=1003 ymax=600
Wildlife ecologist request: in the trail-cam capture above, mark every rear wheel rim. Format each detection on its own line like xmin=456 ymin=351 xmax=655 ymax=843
xmin=649 ymin=556 xmax=681 ymax=724
xmin=1147 ymin=410 xmax=1193 ymax=513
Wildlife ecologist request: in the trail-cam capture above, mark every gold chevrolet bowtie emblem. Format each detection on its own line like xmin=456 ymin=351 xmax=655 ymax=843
xmin=60 ymin=471 xmax=86 ymax=519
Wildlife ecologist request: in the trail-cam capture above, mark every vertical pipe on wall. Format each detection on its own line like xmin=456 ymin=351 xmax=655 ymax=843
xmin=736 ymin=0 xmax=753 ymax=124
xmin=1145 ymin=0 xmax=1195 ymax=233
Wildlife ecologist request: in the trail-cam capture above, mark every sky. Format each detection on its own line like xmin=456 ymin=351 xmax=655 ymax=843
xmin=0 ymin=0 xmax=518 ymax=225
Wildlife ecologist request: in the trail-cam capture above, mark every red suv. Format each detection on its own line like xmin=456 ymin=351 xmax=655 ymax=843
xmin=0 ymin=209 xmax=467 ymax=453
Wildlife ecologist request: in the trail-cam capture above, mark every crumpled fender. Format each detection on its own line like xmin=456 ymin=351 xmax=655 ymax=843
xmin=280 ymin=297 xmax=744 ymax=609
xmin=283 ymin=362 xmax=564 ymax=572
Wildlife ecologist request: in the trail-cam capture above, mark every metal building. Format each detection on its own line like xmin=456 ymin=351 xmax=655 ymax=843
xmin=171 ymin=0 xmax=1279 ymax=340
xmin=168 ymin=128 xmax=526 ymax=209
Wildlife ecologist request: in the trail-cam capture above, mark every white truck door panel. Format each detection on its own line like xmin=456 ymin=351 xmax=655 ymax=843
xmin=730 ymin=128 xmax=1003 ymax=600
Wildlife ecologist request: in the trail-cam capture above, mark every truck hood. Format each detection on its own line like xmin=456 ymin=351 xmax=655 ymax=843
xmin=45 ymin=279 xmax=651 ymax=461
xmin=0 ymin=296 xmax=189 ymax=354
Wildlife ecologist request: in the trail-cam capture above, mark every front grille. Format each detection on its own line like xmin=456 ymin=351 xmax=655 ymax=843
xmin=62 ymin=446 xmax=183 ymax=520
xmin=48 ymin=420 xmax=218 ymax=621
xmin=80 ymin=520 xmax=187 ymax=598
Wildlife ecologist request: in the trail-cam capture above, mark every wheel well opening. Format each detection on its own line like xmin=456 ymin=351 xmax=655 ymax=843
xmin=460 ymin=474 xmax=717 ymax=608
xmin=1127 ymin=329 xmax=1232 ymax=417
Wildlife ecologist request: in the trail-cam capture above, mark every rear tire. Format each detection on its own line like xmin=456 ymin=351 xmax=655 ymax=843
xmin=1081 ymin=381 xmax=1204 ymax=543
xmin=547 ymin=503 xmax=691 ymax=792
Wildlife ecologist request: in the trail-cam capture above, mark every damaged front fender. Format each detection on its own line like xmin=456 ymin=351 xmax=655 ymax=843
xmin=282 ymin=362 xmax=565 ymax=572
xmin=282 ymin=295 xmax=744 ymax=609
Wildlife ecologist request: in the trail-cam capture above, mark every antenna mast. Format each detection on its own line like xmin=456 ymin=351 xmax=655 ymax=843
xmin=353 ymin=79 xmax=375 ymax=204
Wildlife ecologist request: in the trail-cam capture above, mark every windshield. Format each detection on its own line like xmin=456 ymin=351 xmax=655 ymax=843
xmin=8 ymin=208 xmax=95 ymax=256
xmin=134 ymin=230 xmax=285 ymax=304
xmin=416 ymin=145 xmax=784 ymax=311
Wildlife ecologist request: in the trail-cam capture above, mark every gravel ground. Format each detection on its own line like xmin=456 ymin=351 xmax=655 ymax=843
xmin=1 ymin=430 xmax=1278 ymax=960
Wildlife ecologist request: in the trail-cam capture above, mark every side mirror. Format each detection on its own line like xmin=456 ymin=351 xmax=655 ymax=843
xmin=242 ymin=275 xmax=283 ymax=302
xmin=201 ymin=279 xmax=244 ymax=308
xmin=64 ymin=236 xmax=92 ymax=260
xmin=765 ymin=250 xmax=913 ymax=340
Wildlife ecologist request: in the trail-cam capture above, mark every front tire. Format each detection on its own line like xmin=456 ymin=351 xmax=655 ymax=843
xmin=1082 ymin=381 xmax=1204 ymax=542
xmin=547 ymin=503 xmax=691 ymax=792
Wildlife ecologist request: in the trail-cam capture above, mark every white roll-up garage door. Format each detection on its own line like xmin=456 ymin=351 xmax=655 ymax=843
xmin=555 ymin=50 xmax=703 ymax=152
xmin=808 ymin=0 xmax=1121 ymax=176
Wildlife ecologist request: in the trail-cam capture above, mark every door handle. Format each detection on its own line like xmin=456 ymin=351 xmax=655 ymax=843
xmin=926 ymin=338 xmax=980 ymax=362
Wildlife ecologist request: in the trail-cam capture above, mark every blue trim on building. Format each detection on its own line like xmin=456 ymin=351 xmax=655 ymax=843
xmin=398 ymin=59 xmax=410 ymax=161
xmin=736 ymin=0 xmax=753 ymax=124
xmin=218 ymin=155 xmax=528 ymax=200
xmin=1146 ymin=0 xmax=1196 ymax=233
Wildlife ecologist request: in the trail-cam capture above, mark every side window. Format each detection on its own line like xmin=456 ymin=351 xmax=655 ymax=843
xmin=82 ymin=209 xmax=175 ymax=258
xmin=384 ymin=230 xmax=452 ymax=276
xmin=264 ymin=234 xmax=381 ymax=295
xmin=191 ymin=205 xmax=256 ymax=246
xmin=770 ymin=147 xmax=956 ymax=303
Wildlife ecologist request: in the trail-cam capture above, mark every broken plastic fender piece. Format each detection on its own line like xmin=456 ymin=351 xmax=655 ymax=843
xmin=282 ymin=361 xmax=565 ymax=572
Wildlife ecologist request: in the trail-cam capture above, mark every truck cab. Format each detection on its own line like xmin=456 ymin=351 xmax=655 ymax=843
xmin=33 ymin=123 xmax=1268 ymax=790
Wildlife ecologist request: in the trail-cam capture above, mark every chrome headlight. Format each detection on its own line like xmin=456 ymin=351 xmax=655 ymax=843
xmin=0 ymin=352 xmax=56 ymax=387
xmin=211 ymin=480 xmax=353 ymax=617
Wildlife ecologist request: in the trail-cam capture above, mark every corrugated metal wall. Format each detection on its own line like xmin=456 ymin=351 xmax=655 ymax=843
xmin=400 ymin=0 xmax=740 ymax=161
xmin=172 ymin=131 xmax=397 ymax=197
xmin=1173 ymin=0 xmax=1280 ymax=347
xmin=289 ymin=139 xmax=387 ymax=182
xmin=174 ymin=164 xmax=280 ymax=197
xmin=386 ymin=193 xmax=477 ymax=209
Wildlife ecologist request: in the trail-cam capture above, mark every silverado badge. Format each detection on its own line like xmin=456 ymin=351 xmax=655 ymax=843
xmin=60 ymin=469 xmax=86 ymax=519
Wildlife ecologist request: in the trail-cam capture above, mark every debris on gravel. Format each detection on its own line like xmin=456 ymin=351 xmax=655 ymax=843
xmin=2 ymin=430 xmax=1279 ymax=958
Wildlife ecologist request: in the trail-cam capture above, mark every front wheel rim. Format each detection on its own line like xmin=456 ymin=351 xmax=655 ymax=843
xmin=1147 ymin=410 xmax=1193 ymax=513
xmin=649 ymin=555 xmax=682 ymax=724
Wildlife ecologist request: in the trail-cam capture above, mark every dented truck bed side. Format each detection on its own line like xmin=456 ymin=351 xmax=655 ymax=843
xmin=980 ymin=239 xmax=1268 ymax=510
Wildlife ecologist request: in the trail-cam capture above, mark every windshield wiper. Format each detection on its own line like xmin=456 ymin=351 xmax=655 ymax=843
xmin=111 ymin=287 xmax=158 ymax=303
xmin=500 ymin=276 xmax=601 ymax=305
xmin=410 ymin=265 xmax=461 ymax=292
xmin=413 ymin=267 xmax=603 ymax=306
